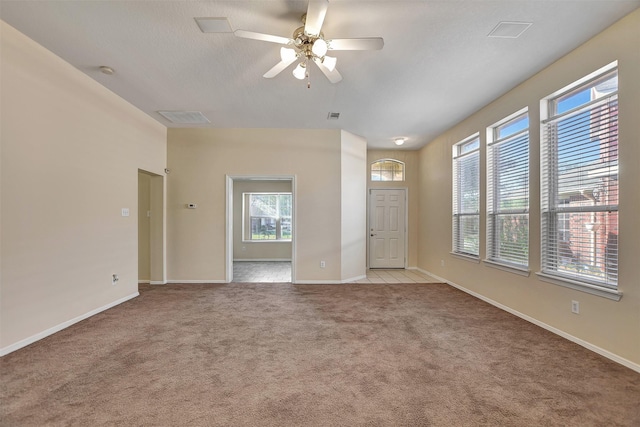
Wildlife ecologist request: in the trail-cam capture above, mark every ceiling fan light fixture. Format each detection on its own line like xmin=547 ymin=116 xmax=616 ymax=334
xmin=394 ymin=137 xmax=406 ymax=146
xmin=293 ymin=62 xmax=307 ymax=80
xmin=311 ymin=38 xmax=328 ymax=57
xmin=280 ymin=47 xmax=297 ymax=62
xmin=322 ymin=56 xmax=337 ymax=72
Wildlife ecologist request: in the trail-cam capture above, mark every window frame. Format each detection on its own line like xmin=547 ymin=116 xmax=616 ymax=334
xmin=452 ymin=134 xmax=481 ymax=259
xmin=538 ymin=61 xmax=621 ymax=300
xmin=370 ymin=159 xmax=405 ymax=182
xmin=242 ymin=192 xmax=292 ymax=242
xmin=485 ymin=109 xmax=530 ymax=274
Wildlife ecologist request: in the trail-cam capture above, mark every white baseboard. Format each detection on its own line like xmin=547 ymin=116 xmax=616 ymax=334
xmin=233 ymin=259 xmax=292 ymax=262
xmin=294 ymin=275 xmax=367 ymax=285
xmin=166 ymin=280 xmax=226 ymax=284
xmin=0 ymin=292 xmax=139 ymax=357
xmin=150 ymin=280 xmax=167 ymax=285
xmin=294 ymin=280 xmax=344 ymax=285
xmin=344 ymin=274 xmax=367 ymax=283
xmin=417 ymin=268 xmax=640 ymax=374
xmin=138 ymin=280 xmax=150 ymax=284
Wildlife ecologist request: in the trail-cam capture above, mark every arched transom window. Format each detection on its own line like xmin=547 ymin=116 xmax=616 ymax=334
xmin=370 ymin=159 xmax=405 ymax=182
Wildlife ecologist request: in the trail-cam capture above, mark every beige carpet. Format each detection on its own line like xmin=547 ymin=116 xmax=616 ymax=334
xmin=1 ymin=283 xmax=639 ymax=426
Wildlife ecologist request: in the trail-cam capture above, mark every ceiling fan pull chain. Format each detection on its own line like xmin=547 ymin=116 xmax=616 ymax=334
xmin=306 ymin=68 xmax=311 ymax=89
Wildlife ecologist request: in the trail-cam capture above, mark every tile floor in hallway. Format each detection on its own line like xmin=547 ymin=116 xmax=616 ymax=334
xmin=232 ymin=261 xmax=441 ymax=284
xmin=233 ymin=261 xmax=292 ymax=283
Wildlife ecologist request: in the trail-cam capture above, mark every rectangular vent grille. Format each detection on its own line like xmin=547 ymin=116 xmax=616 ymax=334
xmin=327 ymin=112 xmax=340 ymax=120
xmin=488 ymin=22 xmax=532 ymax=38
xmin=158 ymin=111 xmax=210 ymax=124
xmin=195 ymin=17 xmax=232 ymax=33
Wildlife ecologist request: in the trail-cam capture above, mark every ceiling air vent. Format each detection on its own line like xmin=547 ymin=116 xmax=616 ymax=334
xmin=158 ymin=111 xmax=210 ymax=124
xmin=195 ymin=17 xmax=232 ymax=33
xmin=488 ymin=21 xmax=532 ymax=39
xmin=327 ymin=112 xmax=340 ymax=120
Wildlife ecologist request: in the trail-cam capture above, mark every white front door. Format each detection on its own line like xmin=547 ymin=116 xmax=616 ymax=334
xmin=369 ymin=189 xmax=406 ymax=268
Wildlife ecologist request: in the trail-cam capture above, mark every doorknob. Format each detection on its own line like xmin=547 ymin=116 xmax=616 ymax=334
xmin=370 ymin=233 xmax=376 ymax=237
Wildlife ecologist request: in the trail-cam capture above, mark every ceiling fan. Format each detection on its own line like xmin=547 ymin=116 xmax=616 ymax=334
xmin=234 ymin=0 xmax=384 ymax=86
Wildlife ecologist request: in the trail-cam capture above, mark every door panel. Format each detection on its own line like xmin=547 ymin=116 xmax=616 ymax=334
xmin=369 ymin=189 xmax=406 ymax=268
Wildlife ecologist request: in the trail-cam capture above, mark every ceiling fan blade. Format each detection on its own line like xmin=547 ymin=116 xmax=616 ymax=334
xmin=263 ymin=57 xmax=297 ymax=78
xmin=304 ymin=0 xmax=329 ymax=37
xmin=328 ymin=38 xmax=384 ymax=51
xmin=314 ymin=58 xmax=342 ymax=84
xmin=234 ymin=29 xmax=292 ymax=45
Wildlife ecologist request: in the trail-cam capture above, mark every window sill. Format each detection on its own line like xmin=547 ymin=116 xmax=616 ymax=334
xmin=483 ymin=259 xmax=530 ymax=277
xmin=242 ymin=240 xmax=292 ymax=244
xmin=450 ymin=252 xmax=480 ymax=263
xmin=535 ymin=272 xmax=622 ymax=301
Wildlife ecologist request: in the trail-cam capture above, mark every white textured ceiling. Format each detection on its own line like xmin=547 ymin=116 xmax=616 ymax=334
xmin=1 ymin=1 xmax=638 ymax=149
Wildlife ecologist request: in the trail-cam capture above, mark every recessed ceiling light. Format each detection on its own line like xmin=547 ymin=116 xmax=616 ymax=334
xmin=99 ymin=66 xmax=115 ymax=75
xmin=157 ymin=111 xmax=210 ymax=124
xmin=488 ymin=22 xmax=532 ymax=38
xmin=394 ymin=137 xmax=406 ymax=146
xmin=195 ymin=17 xmax=232 ymax=33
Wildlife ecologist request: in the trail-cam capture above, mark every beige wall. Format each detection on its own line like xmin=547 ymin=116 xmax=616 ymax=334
xmin=418 ymin=10 xmax=640 ymax=367
xmin=167 ymin=128 xmax=350 ymax=283
xmin=341 ymin=131 xmax=367 ymax=281
xmin=233 ymin=180 xmax=292 ymax=261
xmin=368 ymin=150 xmax=420 ymax=268
xmin=0 ymin=22 xmax=167 ymax=352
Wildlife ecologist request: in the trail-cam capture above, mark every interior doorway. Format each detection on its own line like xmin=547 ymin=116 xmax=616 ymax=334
xmin=138 ymin=170 xmax=165 ymax=285
xmin=226 ymin=176 xmax=295 ymax=283
xmin=369 ymin=188 xmax=407 ymax=269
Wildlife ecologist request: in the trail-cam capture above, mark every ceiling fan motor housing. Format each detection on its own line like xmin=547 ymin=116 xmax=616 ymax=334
xmin=292 ymin=26 xmax=325 ymax=59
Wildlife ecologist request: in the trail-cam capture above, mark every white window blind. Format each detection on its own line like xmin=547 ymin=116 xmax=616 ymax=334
xmin=487 ymin=112 xmax=529 ymax=267
xmin=453 ymin=136 xmax=480 ymax=257
xmin=541 ymin=68 xmax=618 ymax=288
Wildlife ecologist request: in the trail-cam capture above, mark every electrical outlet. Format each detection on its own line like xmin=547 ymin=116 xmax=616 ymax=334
xmin=320 ymin=261 xmax=326 ymax=268
xmin=571 ymin=300 xmax=580 ymax=314
xmin=440 ymin=260 xmax=445 ymax=267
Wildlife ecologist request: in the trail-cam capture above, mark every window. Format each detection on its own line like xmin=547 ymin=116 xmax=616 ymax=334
xmin=452 ymin=135 xmax=480 ymax=257
xmin=541 ymin=64 xmax=618 ymax=290
xmin=371 ymin=159 xmax=405 ymax=181
xmin=486 ymin=111 xmax=529 ymax=269
xmin=243 ymin=193 xmax=292 ymax=241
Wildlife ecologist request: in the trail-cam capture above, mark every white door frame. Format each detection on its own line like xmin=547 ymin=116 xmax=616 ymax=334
xmin=138 ymin=169 xmax=166 ymax=285
xmin=226 ymin=175 xmax=296 ymax=283
xmin=367 ymin=188 xmax=408 ymax=269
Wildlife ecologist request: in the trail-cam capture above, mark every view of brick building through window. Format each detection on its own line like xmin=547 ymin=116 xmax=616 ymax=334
xmin=553 ymin=76 xmax=618 ymax=285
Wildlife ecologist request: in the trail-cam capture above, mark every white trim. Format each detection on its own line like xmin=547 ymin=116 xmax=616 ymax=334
xmin=150 ymin=280 xmax=167 ymax=285
xmin=166 ymin=280 xmax=226 ymax=284
xmin=0 ymin=292 xmax=139 ymax=357
xmin=226 ymin=176 xmax=234 ymax=283
xmin=344 ymin=274 xmax=367 ymax=283
xmin=138 ymin=280 xmax=150 ymax=284
xmin=294 ymin=280 xmax=345 ymax=285
xmin=416 ymin=268 xmax=639 ymax=374
xmin=295 ymin=275 xmax=367 ymax=285
xmin=536 ymin=272 xmax=622 ymax=301
xmin=233 ymin=258 xmax=292 ymax=262
xmin=450 ymin=252 xmax=481 ymax=263
xmin=542 ymin=60 xmax=618 ymax=102
xmin=226 ymin=175 xmax=297 ymax=284
xmin=483 ymin=259 xmax=531 ymax=277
